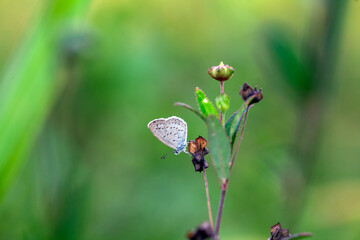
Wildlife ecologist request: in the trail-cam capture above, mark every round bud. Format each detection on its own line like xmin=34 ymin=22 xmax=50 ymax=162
xmin=215 ymin=93 xmax=230 ymax=113
xmin=208 ymin=62 xmax=235 ymax=81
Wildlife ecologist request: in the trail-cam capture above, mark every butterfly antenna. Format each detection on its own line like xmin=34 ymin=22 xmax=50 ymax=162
xmin=160 ymin=150 xmax=175 ymax=159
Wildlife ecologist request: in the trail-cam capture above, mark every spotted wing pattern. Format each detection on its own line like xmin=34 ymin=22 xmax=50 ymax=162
xmin=147 ymin=116 xmax=187 ymax=154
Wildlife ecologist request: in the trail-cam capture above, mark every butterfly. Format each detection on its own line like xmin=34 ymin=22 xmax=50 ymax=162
xmin=147 ymin=116 xmax=188 ymax=156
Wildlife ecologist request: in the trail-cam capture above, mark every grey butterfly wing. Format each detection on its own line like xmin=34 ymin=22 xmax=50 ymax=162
xmin=147 ymin=118 xmax=174 ymax=149
xmin=164 ymin=117 xmax=187 ymax=153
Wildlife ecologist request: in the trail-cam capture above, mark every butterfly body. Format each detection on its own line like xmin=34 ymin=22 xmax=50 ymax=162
xmin=147 ymin=116 xmax=188 ymax=155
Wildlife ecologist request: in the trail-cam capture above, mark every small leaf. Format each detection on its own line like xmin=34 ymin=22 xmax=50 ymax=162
xmin=230 ymin=108 xmax=248 ymax=147
xmin=225 ymin=96 xmax=255 ymax=147
xmin=207 ymin=115 xmax=231 ymax=183
xmin=225 ymin=110 xmax=238 ymax=137
xmin=174 ymin=102 xmax=206 ymax=122
xmin=195 ymin=87 xmax=219 ymax=118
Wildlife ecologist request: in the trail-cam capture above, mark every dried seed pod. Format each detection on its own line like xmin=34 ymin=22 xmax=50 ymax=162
xmin=268 ymin=223 xmax=290 ymax=240
xmin=239 ymin=82 xmax=263 ymax=104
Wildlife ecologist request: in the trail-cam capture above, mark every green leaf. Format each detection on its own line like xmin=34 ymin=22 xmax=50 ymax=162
xmin=207 ymin=115 xmax=231 ymax=183
xmin=230 ymin=108 xmax=248 ymax=147
xmin=225 ymin=95 xmax=255 ymax=147
xmin=229 ymin=102 xmax=248 ymax=144
xmin=225 ymin=110 xmax=238 ymax=137
xmin=226 ymin=99 xmax=249 ymax=137
xmin=195 ymin=87 xmax=219 ymax=118
xmin=174 ymin=102 xmax=206 ymax=122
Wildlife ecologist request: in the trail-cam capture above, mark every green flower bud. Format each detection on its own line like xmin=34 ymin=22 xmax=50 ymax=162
xmin=215 ymin=93 xmax=230 ymax=113
xmin=208 ymin=62 xmax=235 ymax=81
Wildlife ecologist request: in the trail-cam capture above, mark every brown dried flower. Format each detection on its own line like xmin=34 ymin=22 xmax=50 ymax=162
xmin=268 ymin=223 xmax=290 ymax=240
xmin=188 ymin=136 xmax=209 ymax=172
xmin=239 ymin=82 xmax=263 ymax=105
xmin=267 ymin=222 xmax=312 ymax=240
xmin=186 ymin=222 xmax=212 ymax=240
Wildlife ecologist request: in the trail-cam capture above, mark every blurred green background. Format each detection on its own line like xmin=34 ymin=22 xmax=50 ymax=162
xmin=0 ymin=0 xmax=359 ymax=239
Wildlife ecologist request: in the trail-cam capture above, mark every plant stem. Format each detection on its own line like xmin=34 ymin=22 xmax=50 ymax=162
xmin=213 ymin=107 xmax=249 ymax=239
xmin=229 ymin=106 xmax=249 ymax=171
xmin=203 ymin=170 xmax=214 ymax=229
xmin=213 ymin=183 xmax=227 ymax=240
xmin=219 ymin=81 xmax=224 ymax=125
xmin=288 ymin=232 xmax=312 ymax=239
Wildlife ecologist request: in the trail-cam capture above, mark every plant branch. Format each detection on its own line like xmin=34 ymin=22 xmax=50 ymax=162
xmin=203 ymin=170 xmax=214 ymax=229
xmin=288 ymin=232 xmax=313 ymax=239
xmin=213 ymin=182 xmax=227 ymax=240
xmin=174 ymin=102 xmax=206 ymax=122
